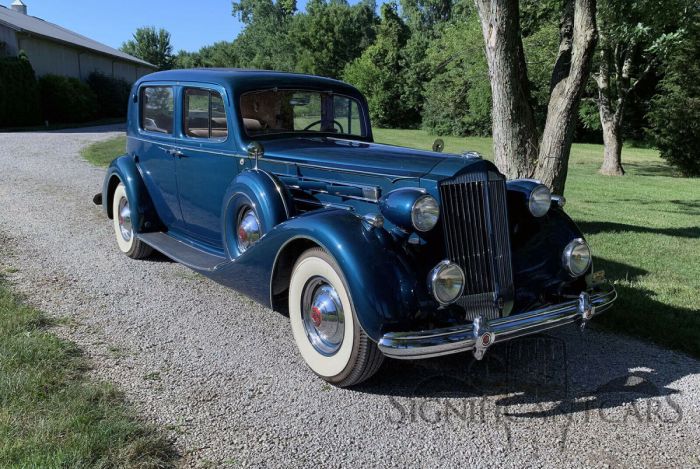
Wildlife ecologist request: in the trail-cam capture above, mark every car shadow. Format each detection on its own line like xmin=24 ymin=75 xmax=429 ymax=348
xmin=353 ymin=257 xmax=696 ymax=422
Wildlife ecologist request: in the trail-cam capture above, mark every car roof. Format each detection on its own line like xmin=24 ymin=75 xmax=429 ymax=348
xmin=136 ymin=68 xmax=362 ymax=97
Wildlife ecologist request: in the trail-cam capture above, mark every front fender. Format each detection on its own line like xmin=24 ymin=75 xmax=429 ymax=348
xmin=101 ymin=155 xmax=161 ymax=233
xmin=511 ymin=206 xmax=590 ymax=309
xmin=209 ymin=209 xmax=420 ymax=341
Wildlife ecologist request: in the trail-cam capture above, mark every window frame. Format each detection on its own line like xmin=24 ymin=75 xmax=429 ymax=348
xmin=182 ymin=86 xmax=229 ymax=142
xmin=139 ymin=85 xmax=176 ymax=136
xmin=238 ymin=88 xmax=368 ymax=140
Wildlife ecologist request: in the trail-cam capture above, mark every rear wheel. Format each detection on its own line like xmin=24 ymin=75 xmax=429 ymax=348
xmin=289 ymin=248 xmax=384 ymax=387
xmin=112 ymin=183 xmax=152 ymax=259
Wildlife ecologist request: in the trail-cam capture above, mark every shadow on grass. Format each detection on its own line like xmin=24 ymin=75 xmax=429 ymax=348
xmin=353 ymin=257 xmax=697 ymax=426
xmin=577 ymin=220 xmax=700 ymax=239
xmin=623 ymin=162 xmax=679 ymax=177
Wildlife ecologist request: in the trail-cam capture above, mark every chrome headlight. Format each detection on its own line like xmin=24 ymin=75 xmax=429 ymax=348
xmin=428 ymin=260 xmax=465 ymax=305
xmin=529 ymin=184 xmax=552 ymax=217
xmin=412 ymin=195 xmax=440 ymax=232
xmin=563 ymin=238 xmax=592 ymax=277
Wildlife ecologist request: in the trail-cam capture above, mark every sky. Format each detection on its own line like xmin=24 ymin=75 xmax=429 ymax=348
xmin=6 ymin=0 xmax=256 ymax=53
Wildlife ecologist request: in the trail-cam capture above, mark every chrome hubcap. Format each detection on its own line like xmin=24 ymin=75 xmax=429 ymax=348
xmin=117 ymin=197 xmax=132 ymax=242
xmin=302 ymin=277 xmax=345 ymax=356
xmin=237 ymin=208 xmax=261 ymax=253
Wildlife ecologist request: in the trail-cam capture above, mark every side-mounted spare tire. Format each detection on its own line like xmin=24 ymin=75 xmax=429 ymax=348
xmin=222 ymin=169 xmax=295 ymax=258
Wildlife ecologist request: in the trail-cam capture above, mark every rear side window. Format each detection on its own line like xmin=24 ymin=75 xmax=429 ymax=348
xmin=141 ymin=86 xmax=174 ymax=134
xmin=184 ymin=88 xmax=228 ymax=140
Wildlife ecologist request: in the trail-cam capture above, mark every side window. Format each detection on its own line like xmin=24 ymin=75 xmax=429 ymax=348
xmin=141 ymin=86 xmax=174 ymax=134
xmin=333 ymin=96 xmax=363 ymax=136
xmin=184 ymin=88 xmax=228 ymax=140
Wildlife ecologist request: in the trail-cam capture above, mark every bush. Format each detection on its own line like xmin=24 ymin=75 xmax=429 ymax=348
xmin=86 ymin=72 xmax=131 ymax=119
xmin=0 ymin=57 xmax=42 ymax=127
xmin=647 ymin=20 xmax=700 ymax=177
xmin=38 ymin=74 xmax=97 ymax=124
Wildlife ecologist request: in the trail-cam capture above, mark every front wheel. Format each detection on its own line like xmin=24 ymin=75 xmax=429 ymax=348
xmin=289 ymin=248 xmax=384 ymax=387
xmin=112 ymin=183 xmax=152 ymax=259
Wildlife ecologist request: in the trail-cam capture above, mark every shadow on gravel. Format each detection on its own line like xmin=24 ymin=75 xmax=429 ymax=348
xmin=354 ymin=257 xmax=693 ymax=422
xmin=355 ymin=331 xmax=687 ymax=423
xmin=47 ymin=123 xmax=126 ymax=134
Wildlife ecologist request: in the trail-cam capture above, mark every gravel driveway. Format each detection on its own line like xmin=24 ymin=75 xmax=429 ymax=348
xmin=1 ymin=127 xmax=699 ymax=468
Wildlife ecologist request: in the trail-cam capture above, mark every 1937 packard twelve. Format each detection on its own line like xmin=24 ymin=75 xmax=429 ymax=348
xmin=95 ymin=69 xmax=616 ymax=387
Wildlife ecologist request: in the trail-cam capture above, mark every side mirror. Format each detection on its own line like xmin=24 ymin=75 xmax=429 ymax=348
xmin=432 ymin=138 xmax=444 ymax=153
xmin=247 ymin=141 xmax=264 ymax=169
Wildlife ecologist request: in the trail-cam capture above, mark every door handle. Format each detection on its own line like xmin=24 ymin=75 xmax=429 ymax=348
xmin=167 ymin=148 xmax=185 ymax=158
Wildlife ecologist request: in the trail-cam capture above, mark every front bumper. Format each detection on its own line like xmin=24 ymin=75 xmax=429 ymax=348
xmin=378 ymin=283 xmax=617 ymax=360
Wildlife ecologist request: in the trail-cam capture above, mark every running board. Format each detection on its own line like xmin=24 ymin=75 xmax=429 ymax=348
xmin=137 ymin=232 xmax=227 ymax=272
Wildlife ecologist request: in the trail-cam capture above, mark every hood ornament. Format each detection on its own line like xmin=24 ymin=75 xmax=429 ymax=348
xmin=461 ymin=151 xmax=482 ymax=159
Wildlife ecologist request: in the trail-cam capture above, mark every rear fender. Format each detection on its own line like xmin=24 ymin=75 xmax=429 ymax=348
xmin=101 ymin=155 xmax=161 ymax=233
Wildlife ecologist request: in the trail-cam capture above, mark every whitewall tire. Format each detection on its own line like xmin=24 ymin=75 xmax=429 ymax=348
xmin=289 ymin=248 xmax=384 ymax=387
xmin=112 ymin=183 xmax=152 ymax=259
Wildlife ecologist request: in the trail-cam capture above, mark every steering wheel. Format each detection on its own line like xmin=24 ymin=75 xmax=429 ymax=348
xmin=303 ymin=119 xmax=344 ymax=133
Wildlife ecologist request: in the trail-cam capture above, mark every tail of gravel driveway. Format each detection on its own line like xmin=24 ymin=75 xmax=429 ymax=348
xmin=0 ymin=127 xmax=699 ymax=468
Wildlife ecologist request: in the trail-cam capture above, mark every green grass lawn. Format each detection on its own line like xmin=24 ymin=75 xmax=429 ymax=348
xmin=84 ymin=131 xmax=700 ymax=358
xmin=0 ymin=275 xmax=176 ymax=467
xmin=81 ymin=135 xmax=128 ymax=167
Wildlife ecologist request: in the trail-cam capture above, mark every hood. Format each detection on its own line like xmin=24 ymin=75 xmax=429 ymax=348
xmin=260 ymin=137 xmax=462 ymax=179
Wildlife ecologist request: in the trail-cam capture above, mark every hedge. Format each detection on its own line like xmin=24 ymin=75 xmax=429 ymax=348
xmin=0 ymin=57 xmax=42 ymax=127
xmin=38 ymin=74 xmax=98 ymax=124
xmin=86 ymin=72 xmax=131 ymax=119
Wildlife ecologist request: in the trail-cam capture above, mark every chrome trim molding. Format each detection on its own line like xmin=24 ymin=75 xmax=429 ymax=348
xmin=378 ymin=283 xmax=617 ymax=359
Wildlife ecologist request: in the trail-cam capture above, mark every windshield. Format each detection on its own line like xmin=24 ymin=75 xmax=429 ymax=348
xmin=240 ymin=89 xmax=366 ymax=138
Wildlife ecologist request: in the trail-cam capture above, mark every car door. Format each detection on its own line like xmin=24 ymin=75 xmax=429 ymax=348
xmin=133 ymin=84 xmax=185 ymax=230
xmin=175 ymin=85 xmax=239 ymax=250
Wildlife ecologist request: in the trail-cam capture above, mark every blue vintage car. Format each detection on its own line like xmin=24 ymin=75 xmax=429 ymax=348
xmin=96 ymin=69 xmax=616 ymax=387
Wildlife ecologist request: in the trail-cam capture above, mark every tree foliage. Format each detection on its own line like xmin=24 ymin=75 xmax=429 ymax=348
xmin=121 ymin=27 xmax=175 ymax=70
xmin=648 ymin=12 xmax=700 ymax=176
xmin=342 ymin=3 xmax=416 ymax=127
xmin=421 ymin=15 xmax=492 ymax=135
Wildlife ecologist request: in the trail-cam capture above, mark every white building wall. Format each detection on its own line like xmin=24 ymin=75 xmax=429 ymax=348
xmin=0 ymin=23 xmax=19 ymax=56
xmin=17 ymin=35 xmax=80 ymax=78
xmin=14 ymin=34 xmax=153 ymax=83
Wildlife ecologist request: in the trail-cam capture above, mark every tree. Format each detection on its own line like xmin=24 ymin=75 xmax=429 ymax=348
xmin=290 ymin=0 xmax=377 ymax=78
xmin=343 ymin=3 xmax=414 ymax=127
xmin=474 ymin=0 xmax=598 ymax=194
xmin=175 ymin=41 xmax=239 ymax=69
xmin=648 ymin=12 xmax=700 ymax=176
xmin=121 ymin=27 xmax=174 ymax=71
xmin=421 ymin=14 xmax=492 ymax=136
xmin=593 ymin=0 xmax=691 ymax=176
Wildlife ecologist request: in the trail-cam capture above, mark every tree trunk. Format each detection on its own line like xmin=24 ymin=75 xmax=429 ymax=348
xmin=474 ymin=0 xmax=597 ymax=194
xmin=474 ymin=0 xmax=539 ymax=179
xmin=534 ymin=0 xmax=598 ymax=194
xmin=599 ymin=111 xmax=625 ymax=175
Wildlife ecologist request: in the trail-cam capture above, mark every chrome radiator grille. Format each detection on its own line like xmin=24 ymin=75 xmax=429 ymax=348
xmin=438 ymin=172 xmax=514 ymax=320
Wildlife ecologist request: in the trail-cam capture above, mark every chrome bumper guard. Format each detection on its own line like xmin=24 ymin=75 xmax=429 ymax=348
xmin=378 ymin=283 xmax=617 ymax=360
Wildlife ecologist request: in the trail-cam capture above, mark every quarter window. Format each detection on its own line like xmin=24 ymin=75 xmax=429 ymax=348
xmin=141 ymin=86 xmax=174 ymax=134
xmin=184 ymin=88 xmax=228 ymax=140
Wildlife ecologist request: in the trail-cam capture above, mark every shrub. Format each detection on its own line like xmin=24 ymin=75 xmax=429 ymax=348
xmin=0 ymin=56 xmax=42 ymax=127
xmin=38 ymin=74 xmax=97 ymax=124
xmin=86 ymin=72 xmax=131 ymax=119
xmin=647 ymin=20 xmax=700 ymax=177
